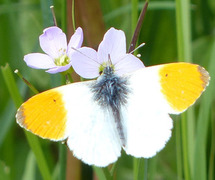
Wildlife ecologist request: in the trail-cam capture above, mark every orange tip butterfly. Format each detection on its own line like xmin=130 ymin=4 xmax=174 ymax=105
xmin=16 ymin=62 xmax=209 ymax=167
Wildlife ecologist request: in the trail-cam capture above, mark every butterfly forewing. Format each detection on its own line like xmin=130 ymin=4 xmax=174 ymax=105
xmin=16 ymin=88 xmax=69 ymax=141
xmin=159 ymin=63 xmax=210 ymax=113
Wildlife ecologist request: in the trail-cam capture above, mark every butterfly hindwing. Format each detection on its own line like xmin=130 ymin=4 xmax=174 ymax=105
xmin=122 ymin=65 xmax=173 ymax=157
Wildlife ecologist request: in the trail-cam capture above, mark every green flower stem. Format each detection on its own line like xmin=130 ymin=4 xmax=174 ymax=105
xmin=1 ymin=64 xmax=51 ymax=180
xmin=14 ymin=69 xmax=39 ymax=94
xmin=50 ymin=5 xmax=57 ymax=26
xmin=65 ymin=73 xmax=74 ymax=84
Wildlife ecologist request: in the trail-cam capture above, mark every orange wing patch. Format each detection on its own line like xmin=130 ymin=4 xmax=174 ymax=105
xmin=159 ymin=63 xmax=210 ymax=113
xmin=16 ymin=89 xmax=68 ymax=140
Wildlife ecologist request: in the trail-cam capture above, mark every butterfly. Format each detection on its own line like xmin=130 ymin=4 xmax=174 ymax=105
xmin=16 ymin=62 xmax=209 ymax=167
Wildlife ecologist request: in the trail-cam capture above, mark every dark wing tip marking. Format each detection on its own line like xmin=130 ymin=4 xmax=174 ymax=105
xmin=197 ymin=65 xmax=210 ymax=88
xmin=16 ymin=105 xmax=26 ymax=128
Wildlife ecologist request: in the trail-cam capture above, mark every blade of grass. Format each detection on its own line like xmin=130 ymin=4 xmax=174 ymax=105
xmin=22 ymin=151 xmax=36 ymax=180
xmin=1 ymin=64 xmax=23 ymax=107
xmin=102 ymin=167 xmax=113 ymax=180
xmin=1 ymin=64 xmax=51 ymax=180
xmin=194 ymin=38 xmax=215 ymax=180
xmin=133 ymin=158 xmax=139 ymax=180
xmin=52 ymin=161 xmax=60 ymax=180
xmin=143 ymin=159 xmax=148 ymax=180
xmin=133 ymin=158 xmax=146 ymax=180
xmin=2 ymin=125 xmax=15 ymax=179
xmin=0 ymin=2 xmax=39 ymax=15
xmin=61 ymin=0 xmax=67 ymax=33
xmin=0 ymin=100 xmax=16 ymax=147
xmin=175 ymin=117 xmax=183 ymax=180
xmin=59 ymin=144 xmax=67 ymax=180
xmin=131 ymin=0 xmax=138 ymax=35
xmin=71 ymin=0 xmax=75 ymax=31
xmin=148 ymin=157 xmax=157 ymax=180
xmin=93 ymin=166 xmax=113 ymax=180
xmin=0 ymin=161 xmax=10 ymax=180
xmin=209 ymin=107 xmax=215 ymax=180
xmin=175 ymin=0 xmax=193 ymax=179
xmin=104 ymin=1 xmax=175 ymax=22
xmin=40 ymin=0 xmax=54 ymax=27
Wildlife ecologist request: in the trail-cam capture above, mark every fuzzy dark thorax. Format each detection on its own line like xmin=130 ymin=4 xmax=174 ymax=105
xmin=91 ymin=66 xmax=130 ymax=146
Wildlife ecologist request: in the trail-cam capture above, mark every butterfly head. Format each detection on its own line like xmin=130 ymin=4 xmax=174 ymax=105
xmin=98 ymin=54 xmax=115 ymax=76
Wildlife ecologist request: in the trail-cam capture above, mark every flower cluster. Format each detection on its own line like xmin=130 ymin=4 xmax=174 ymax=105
xmin=24 ymin=26 xmax=144 ymax=78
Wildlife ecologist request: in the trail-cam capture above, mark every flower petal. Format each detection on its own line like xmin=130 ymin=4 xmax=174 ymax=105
xmin=98 ymin=27 xmax=126 ymax=64
xmin=114 ymin=54 xmax=145 ymax=75
xmin=46 ymin=63 xmax=72 ymax=74
xmin=67 ymin=27 xmax=83 ymax=57
xmin=39 ymin=26 xmax=67 ymax=59
xmin=71 ymin=47 xmax=100 ymax=79
xmin=24 ymin=53 xmax=56 ymax=69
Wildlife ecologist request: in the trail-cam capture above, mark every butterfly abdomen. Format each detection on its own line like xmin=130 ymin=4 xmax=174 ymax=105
xmin=91 ymin=66 xmax=130 ymax=146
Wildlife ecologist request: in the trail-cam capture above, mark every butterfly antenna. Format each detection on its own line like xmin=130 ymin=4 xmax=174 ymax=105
xmin=107 ymin=54 xmax=113 ymax=67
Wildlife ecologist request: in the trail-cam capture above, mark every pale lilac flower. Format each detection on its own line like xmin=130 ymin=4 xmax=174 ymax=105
xmin=24 ymin=26 xmax=83 ymax=74
xmin=71 ymin=27 xmax=144 ymax=79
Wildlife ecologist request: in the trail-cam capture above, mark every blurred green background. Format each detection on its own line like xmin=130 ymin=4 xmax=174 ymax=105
xmin=0 ymin=0 xmax=214 ymax=179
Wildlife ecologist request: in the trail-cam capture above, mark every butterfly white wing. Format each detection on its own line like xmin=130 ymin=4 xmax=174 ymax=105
xmin=122 ymin=63 xmax=209 ymax=157
xmin=16 ymin=80 xmax=122 ymax=167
